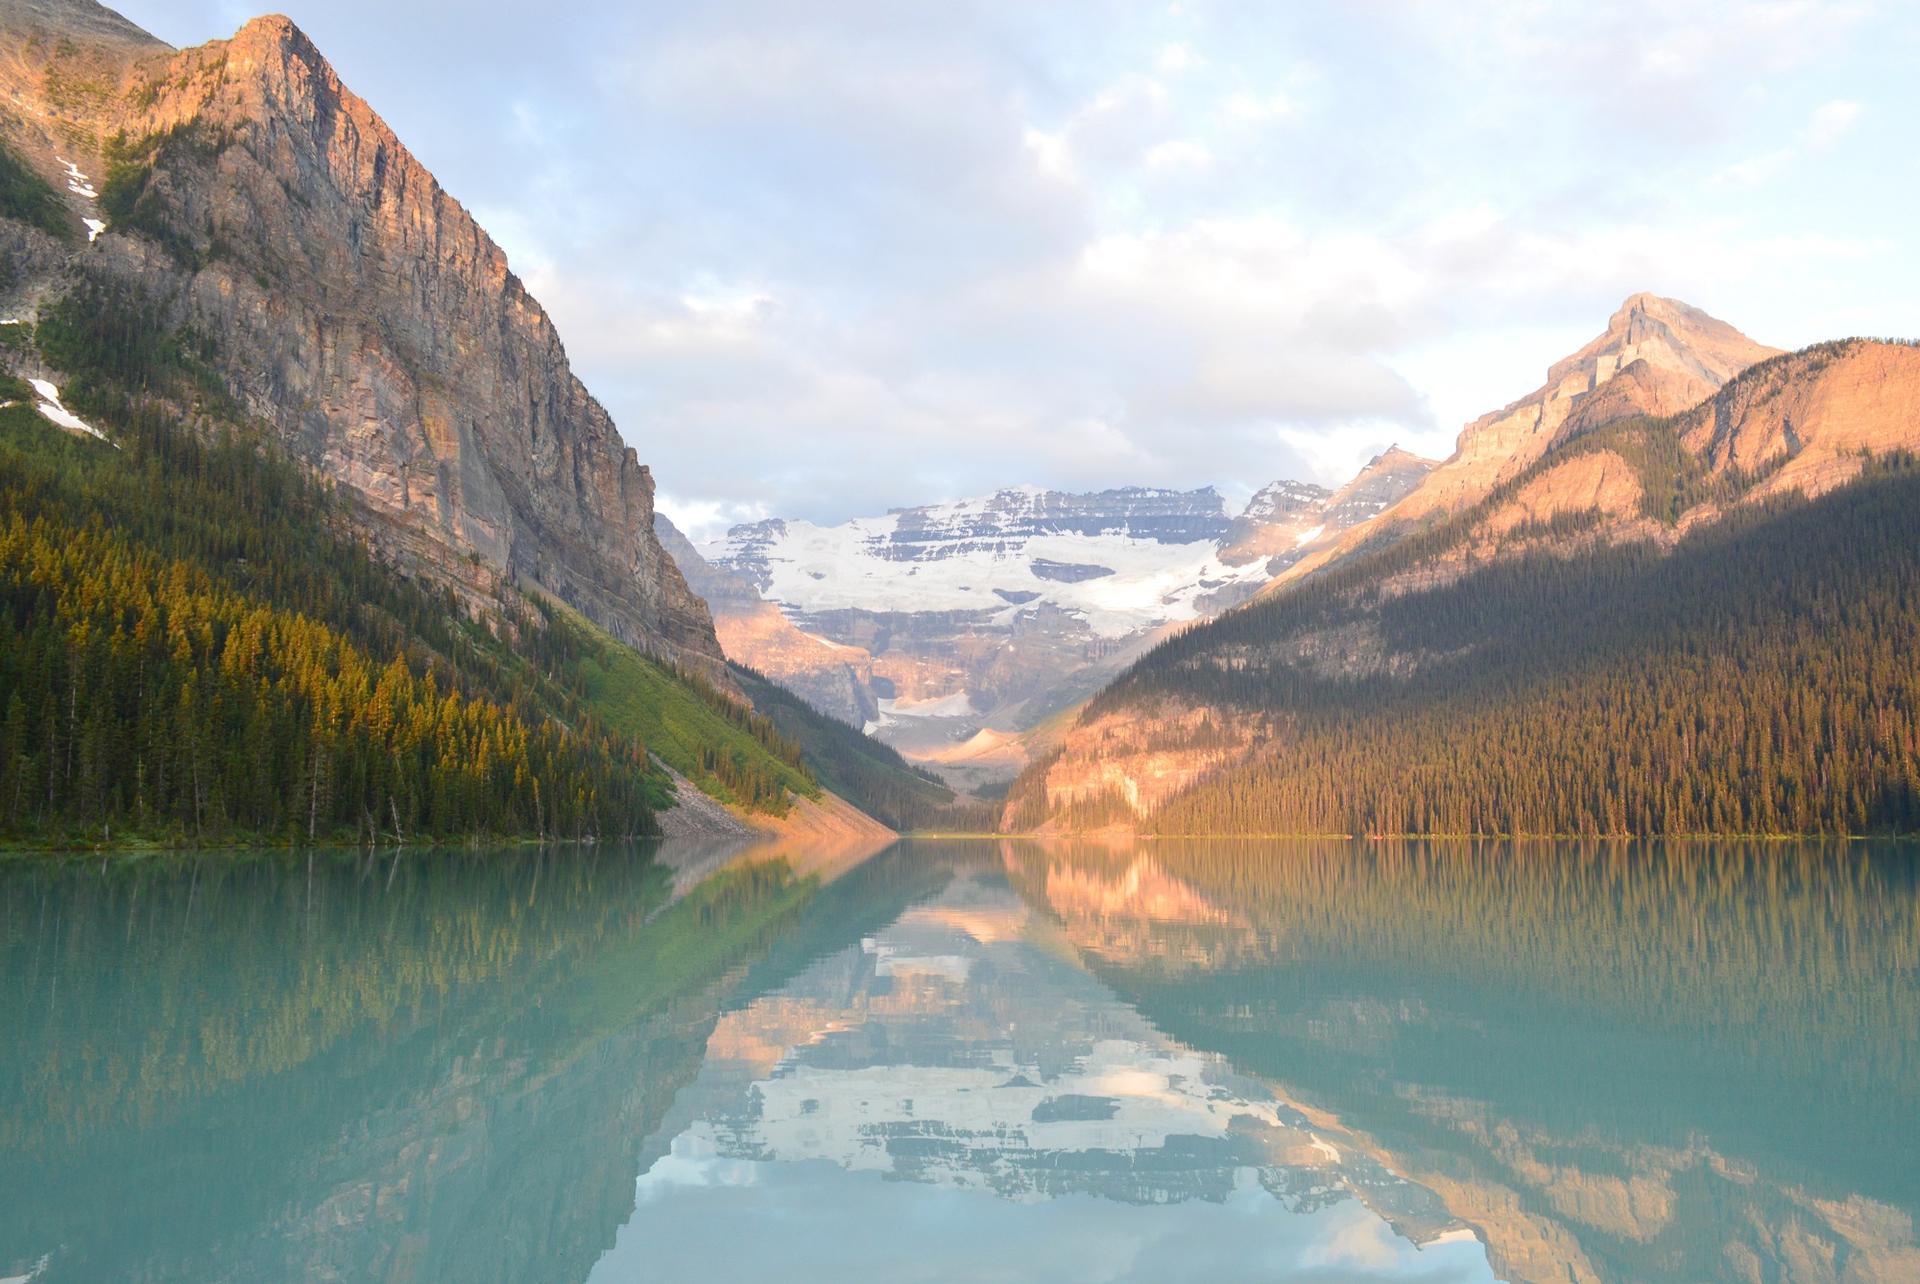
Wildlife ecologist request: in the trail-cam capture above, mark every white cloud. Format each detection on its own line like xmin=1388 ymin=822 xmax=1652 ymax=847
xmin=120 ymin=0 xmax=1915 ymax=527
xmin=1156 ymin=42 xmax=1203 ymax=75
xmin=1804 ymin=98 xmax=1863 ymax=147
xmin=1142 ymin=139 xmax=1214 ymax=173
xmin=657 ymin=493 xmax=772 ymax=543
xmin=1220 ymin=90 xmax=1296 ymax=124
xmin=1710 ymin=97 xmax=1868 ymax=188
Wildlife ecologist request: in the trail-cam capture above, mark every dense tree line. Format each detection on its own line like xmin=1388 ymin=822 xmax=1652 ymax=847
xmin=0 ymin=505 xmax=656 ymax=840
xmin=1042 ymin=450 xmax=1920 ymax=837
xmin=0 ymin=138 xmax=73 ymax=243
xmin=0 ymin=276 xmax=817 ymax=843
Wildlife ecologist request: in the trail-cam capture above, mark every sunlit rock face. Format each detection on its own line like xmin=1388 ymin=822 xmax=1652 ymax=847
xmin=633 ymin=871 xmax=1474 ymax=1243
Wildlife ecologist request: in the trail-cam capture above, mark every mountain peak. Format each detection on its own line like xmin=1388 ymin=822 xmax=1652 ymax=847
xmin=1360 ymin=444 xmax=1435 ymax=473
xmin=1377 ymin=295 xmax=1780 ymax=527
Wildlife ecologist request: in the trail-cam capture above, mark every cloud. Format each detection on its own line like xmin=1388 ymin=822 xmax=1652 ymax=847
xmin=1156 ymin=42 xmax=1204 ymax=75
xmin=1710 ymin=97 xmax=1867 ymax=189
xmin=1804 ymin=98 xmax=1864 ymax=147
xmin=106 ymin=0 xmax=1920 ymax=529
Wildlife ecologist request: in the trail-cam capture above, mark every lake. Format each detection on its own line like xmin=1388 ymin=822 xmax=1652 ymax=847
xmin=2 ymin=838 xmax=1916 ymax=1283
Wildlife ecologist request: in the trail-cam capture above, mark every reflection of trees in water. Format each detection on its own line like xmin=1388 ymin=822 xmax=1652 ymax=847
xmin=0 ymin=845 xmax=940 ymax=1284
xmin=1001 ymin=838 xmax=1920 ymax=1284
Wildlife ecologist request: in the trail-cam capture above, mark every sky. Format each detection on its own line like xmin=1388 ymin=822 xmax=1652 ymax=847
xmin=116 ymin=0 xmax=1920 ymax=539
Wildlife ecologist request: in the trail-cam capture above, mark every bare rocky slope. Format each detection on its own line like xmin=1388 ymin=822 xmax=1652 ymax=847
xmin=0 ymin=0 xmax=726 ymax=676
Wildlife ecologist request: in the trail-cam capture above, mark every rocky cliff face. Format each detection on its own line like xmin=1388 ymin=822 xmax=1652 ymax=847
xmin=1399 ymin=293 xmax=1780 ymax=522
xmin=0 ymin=2 xmax=726 ymax=676
xmin=1677 ymin=340 xmax=1920 ymax=499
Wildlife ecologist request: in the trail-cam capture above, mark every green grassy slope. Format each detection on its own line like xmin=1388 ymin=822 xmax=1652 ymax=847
xmin=559 ymin=612 xmax=817 ymax=815
xmin=728 ymin=663 xmax=997 ymax=832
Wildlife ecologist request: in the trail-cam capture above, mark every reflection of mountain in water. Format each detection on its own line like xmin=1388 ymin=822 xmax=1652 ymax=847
xmin=6 ymin=839 xmax=1913 ymax=1283
xmin=1001 ymin=839 xmax=1920 ymax=1284
xmin=0 ymin=844 xmax=943 ymax=1284
xmin=633 ymin=867 xmax=1479 ymax=1250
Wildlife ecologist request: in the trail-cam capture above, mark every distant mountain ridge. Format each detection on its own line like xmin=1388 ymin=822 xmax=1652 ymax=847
xmin=683 ymin=459 xmax=1432 ymax=782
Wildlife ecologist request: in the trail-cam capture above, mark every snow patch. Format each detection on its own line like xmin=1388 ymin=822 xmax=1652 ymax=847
xmin=27 ymin=379 xmax=113 ymax=446
xmin=708 ymin=519 xmax=1272 ymax=639
xmin=879 ymin=691 xmax=977 ymax=720
xmin=54 ymin=158 xmax=105 ymax=241
xmin=1294 ymin=523 xmax=1326 ymax=547
xmin=57 ymin=158 xmax=97 ymax=200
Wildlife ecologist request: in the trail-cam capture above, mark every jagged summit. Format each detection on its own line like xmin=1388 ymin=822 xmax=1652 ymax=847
xmin=1365 ymin=444 xmax=1433 ymax=469
xmin=1221 ymin=447 xmax=1436 ymax=569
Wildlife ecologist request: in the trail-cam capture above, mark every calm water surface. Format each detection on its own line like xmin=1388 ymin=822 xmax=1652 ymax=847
xmin=2 ymin=838 xmax=1916 ymax=1283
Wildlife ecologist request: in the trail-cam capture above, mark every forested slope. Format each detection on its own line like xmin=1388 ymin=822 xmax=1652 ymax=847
xmin=0 ymin=285 xmax=815 ymax=846
xmin=1009 ymin=448 xmax=1920 ymax=837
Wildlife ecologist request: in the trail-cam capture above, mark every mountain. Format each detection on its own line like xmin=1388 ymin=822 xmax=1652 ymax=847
xmin=696 ymin=465 xmax=1432 ymax=784
xmin=1220 ymin=445 xmax=1437 ymax=576
xmin=1265 ymin=293 xmax=1781 ymax=593
xmin=725 ymin=663 xmax=992 ymax=833
xmin=0 ymin=1 xmax=722 ymax=675
xmin=0 ymin=1 xmax=861 ymax=842
xmin=656 ymin=513 xmax=881 ymax=727
xmin=1007 ymin=298 xmax=1920 ymax=837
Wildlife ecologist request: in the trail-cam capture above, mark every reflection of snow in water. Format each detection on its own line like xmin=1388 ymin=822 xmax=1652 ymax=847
xmin=635 ymin=872 xmax=1483 ymax=1257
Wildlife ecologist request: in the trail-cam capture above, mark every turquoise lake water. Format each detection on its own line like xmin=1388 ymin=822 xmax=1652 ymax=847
xmin=3 ymin=838 xmax=1915 ymax=1282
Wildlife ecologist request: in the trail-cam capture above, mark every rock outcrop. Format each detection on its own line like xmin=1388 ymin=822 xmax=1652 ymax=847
xmin=1220 ymin=445 xmax=1436 ymax=576
xmin=0 ymin=2 xmax=727 ymax=676
xmin=1399 ymin=293 xmax=1780 ymax=522
xmin=1678 ymin=340 xmax=1920 ymax=499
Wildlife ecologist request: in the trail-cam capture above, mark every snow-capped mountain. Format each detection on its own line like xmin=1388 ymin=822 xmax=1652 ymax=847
xmin=705 ymin=486 xmax=1264 ymax=641
xmin=686 ymin=459 xmax=1433 ymax=778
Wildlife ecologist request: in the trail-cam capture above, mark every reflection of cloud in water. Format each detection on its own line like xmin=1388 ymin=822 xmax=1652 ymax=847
xmin=617 ymin=870 xmax=1490 ymax=1280
xmin=632 ymin=1127 xmax=763 ymax=1202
